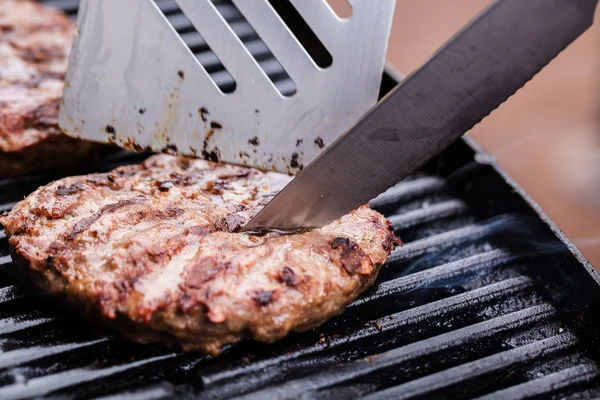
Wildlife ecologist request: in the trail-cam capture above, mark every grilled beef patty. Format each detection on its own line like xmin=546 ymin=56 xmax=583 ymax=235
xmin=0 ymin=0 xmax=100 ymax=176
xmin=1 ymin=154 xmax=399 ymax=355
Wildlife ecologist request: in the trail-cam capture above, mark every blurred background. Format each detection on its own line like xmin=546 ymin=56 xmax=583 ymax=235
xmin=330 ymin=0 xmax=600 ymax=268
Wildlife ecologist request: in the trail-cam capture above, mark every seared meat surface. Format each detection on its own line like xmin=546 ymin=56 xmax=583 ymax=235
xmin=0 ymin=0 xmax=99 ymax=176
xmin=1 ymin=155 xmax=398 ymax=355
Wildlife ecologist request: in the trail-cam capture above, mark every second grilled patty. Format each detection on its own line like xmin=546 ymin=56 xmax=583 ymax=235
xmin=0 ymin=0 xmax=101 ymax=176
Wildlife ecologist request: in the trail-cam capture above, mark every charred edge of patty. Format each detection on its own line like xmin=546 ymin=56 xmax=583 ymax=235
xmin=329 ymin=237 xmax=374 ymax=275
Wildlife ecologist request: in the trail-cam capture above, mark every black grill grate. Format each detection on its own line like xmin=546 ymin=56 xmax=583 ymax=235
xmin=1 ymin=1 xmax=600 ymax=398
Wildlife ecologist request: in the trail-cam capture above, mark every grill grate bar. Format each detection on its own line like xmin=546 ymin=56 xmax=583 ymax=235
xmin=473 ymin=363 xmax=600 ymax=400
xmin=0 ymin=353 xmax=180 ymax=400
xmin=0 ymin=338 xmax=110 ymax=369
xmin=351 ymin=249 xmax=511 ymax=307
xmin=388 ymin=199 xmax=469 ymax=230
xmin=0 ymin=231 xmax=6 ymax=240
xmin=201 ymin=276 xmax=533 ymax=386
xmin=0 ymin=315 xmax=55 ymax=335
xmin=93 ymin=384 xmax=174 ymax=400
xmin=370 ymin=177 xmax=445 ymax=208
xmin=0 ymin=286 xmax=24 ymax=303
xmin=363 ymin=333 xmax=577 ymax=400
xmin=0 ymin=202 xmax=17 ymax=214
xmin=237 ymin=304 xmax=556 ymax=399
xmin=388 ymin=224 xmax=488 ymax=264
xmin=0 ymin=256 xmax=12 ymax=267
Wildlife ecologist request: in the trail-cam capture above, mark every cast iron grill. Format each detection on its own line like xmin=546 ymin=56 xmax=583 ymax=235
xmin=1 ymin=1 xmax=600 ymax=398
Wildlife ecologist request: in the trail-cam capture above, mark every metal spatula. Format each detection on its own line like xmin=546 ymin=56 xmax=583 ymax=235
xmin=59 ymin=0 xmax=395 ymax=174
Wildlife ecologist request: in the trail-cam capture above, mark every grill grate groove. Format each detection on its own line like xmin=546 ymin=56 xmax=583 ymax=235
xmin=0 ymin=2 xmax=598 ymax=398
xmin=474 ymin=363 xmax=600 ymax=400
xmin=362 ymin=332 xmax=578 ymax=400
xmin=236 ymin=305 xmax=558 ymax=399
xmin=0 ymin=353 xmax=180 ymax=400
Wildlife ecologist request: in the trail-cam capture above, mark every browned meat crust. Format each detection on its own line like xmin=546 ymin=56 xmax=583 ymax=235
xmin=0 ymin=0 xmax=100 ymax=177
xmin=0 ymin=154 xmax=399 ymax=355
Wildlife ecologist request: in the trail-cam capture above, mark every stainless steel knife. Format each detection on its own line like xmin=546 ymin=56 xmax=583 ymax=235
xmin=244 ymin=0 xmax=599 ymax=231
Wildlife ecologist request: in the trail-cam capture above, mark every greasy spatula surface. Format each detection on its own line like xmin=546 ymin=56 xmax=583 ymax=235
xmin=59 ymin=0 xmax=395 ymax=174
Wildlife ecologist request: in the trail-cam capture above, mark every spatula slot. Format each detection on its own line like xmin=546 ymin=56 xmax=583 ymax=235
xmin=325 ymin=0 xmax=353 ymax=19
xmin=267 ymin=0 xmax=333 ymax=69
xmin=211 ymin=0 xmax=297 ymax=97
xmin=152 ymin=0 xmax=237 ymax=93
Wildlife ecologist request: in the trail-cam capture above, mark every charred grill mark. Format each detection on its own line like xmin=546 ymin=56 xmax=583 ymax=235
xmin=205 ymin=180 xmax=224 ymax=195
xmin=156 ymin=180 xmax=175 ymax=192
xmin=253 ymin=289 xmax=278 ymax=306
xmin=101 ymin=174 xmax=124 ymax=190
xmin=278 ymin=266 xmax=297 ymax=286
xmin=86 ymin=176 xmax=108 ymax=186
xmin=216 ymin=170 xmax=251 ymax=180
xmin=66 ymin=197 xmax=145 ymax=240
xmin=115 ymin=167 xmax=140 ymax=177
xmin=47 ymin=240 xmax=65 ymax=256
xmin=16 ymin=43 xmax=65 ymax=64
xmin=183 ymin=226 xmax=211 ymax=237
xmin=169 ymin=172 xmax=193 ymax=186
xmin=66 ymin=218 xmax=98 ymax=240
xmin=16 ymin=98 xmax=61 ymax=132
xmin=330 ymin=237 xmax=371 ymax=274
xmin=183 ymin=259 xmax=234 ymax=309
xmin=55 ymin=181 xmax=86 ymax=196
xmin=159 ymin=208 xmax=184 ymax=219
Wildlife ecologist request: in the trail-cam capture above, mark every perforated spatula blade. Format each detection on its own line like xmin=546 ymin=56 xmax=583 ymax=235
xmin=59 ymin=0 xmax=395 ymax=174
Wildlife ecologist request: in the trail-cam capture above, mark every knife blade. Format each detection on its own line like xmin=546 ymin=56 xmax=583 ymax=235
xmin=244 ymin=0 xmax=598 ymax=231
